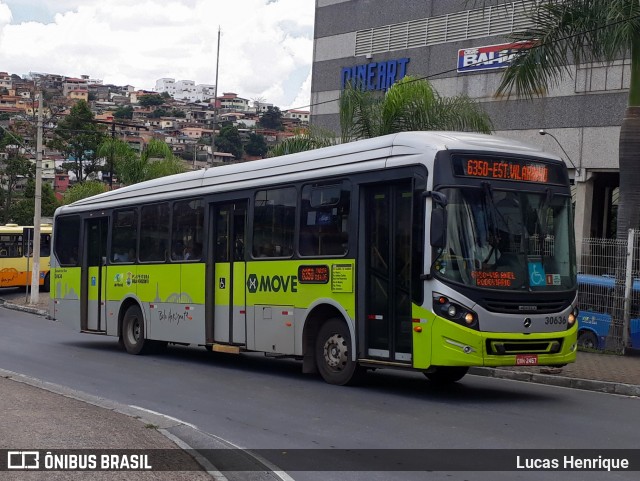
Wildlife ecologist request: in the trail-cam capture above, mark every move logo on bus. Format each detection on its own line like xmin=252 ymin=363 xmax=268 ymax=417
xmin=247 ymin=273 xmax=298 ymax=294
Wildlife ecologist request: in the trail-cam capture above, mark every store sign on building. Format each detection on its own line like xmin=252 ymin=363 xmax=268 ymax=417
xmin=341 ymin=57 xmax=410 ymax=91
xmin=457 ymin=42 xmax=533 ymax=73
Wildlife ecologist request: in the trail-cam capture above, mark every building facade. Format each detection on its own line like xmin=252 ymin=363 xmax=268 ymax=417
xmin=310 ymin=0 xmax=628 ymax=251
xmin=155 ymin=78 xmax=216 ymax=102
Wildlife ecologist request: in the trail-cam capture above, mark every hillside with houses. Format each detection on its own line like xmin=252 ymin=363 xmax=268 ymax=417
xmin=0 ymin=70 xmax=310 ymax=217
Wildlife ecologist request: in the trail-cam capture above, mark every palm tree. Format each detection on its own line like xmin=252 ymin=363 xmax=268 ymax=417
xmin=495 ymin=0 xmax=640 ymax=241
xmin=97 ymin=138 xmax=185 ymax=186
xmin=268 ymin=126 xmax=337 ymax=157
xmin=340 ymin=76 xmax=493 ymax=142
xmin=269 ymin=76 xmax=492 ymax=157
xmin=495 ymin=0 xmax=640 ymax=353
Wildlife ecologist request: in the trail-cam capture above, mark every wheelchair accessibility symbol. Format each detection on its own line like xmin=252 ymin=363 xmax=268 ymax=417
xmin=528 ymin=262 xmax=546 ymax=287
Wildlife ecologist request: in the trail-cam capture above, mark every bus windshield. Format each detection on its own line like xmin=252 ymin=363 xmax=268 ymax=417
xmin=433 ymin=186 xmax=576 ymax=291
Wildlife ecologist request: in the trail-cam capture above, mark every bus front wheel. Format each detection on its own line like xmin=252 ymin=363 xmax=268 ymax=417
xmin=578 ymin=331 xmax=598 ymax=350
xmin=424 ymin=366 xmax=469 ymax=385
xmin=122 ymin=305 xmax=147 ymax=355
xmin=315 ymin=318 xmax=363 ymax=386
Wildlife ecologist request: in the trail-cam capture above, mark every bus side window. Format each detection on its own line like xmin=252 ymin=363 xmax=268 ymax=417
xmin=40 ymin=234 xmax=51 ymax=257
xmin=140 ymin=203 xmax=169 ymax=263
xmin=54 ymin=216 xmax=81 ymax=266
xmin=252 ymin=187 xmax=296 ymax=258
xmin=299 ymin=181 xmax=350 ymax=257
xmin=171 ymin=198 xmax=204 ymax=263
xmin=111 ymin=210 xmax=138 ymax=263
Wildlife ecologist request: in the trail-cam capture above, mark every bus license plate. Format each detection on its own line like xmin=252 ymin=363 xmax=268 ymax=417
xmin=516 ymin=354 xmax=538 ymax=366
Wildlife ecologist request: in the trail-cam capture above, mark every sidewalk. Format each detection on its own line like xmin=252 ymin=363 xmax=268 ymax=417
xmin=470 ymin=350 xmax=640 ymax=397
xmin=1 ymin=297 xmax=639 ymax=478
xmin=0 ymin=375 xmax=214 ymax=480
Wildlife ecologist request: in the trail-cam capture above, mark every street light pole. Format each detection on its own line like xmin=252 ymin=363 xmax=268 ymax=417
xmin=29 ymin=91 xmax=43 ymax=305
xmin=539 ymin=129 xmax=580 ymax=177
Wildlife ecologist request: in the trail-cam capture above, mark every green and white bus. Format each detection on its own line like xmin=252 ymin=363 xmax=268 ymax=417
xmin=50 ymin=131 xmax=578 ymax=385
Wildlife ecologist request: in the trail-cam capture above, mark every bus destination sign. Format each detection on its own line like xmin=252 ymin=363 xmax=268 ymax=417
xmin=466 ymin=158 xmax=548 ymax=182
xmin=452 ymin=155 xmax=566 ymax=184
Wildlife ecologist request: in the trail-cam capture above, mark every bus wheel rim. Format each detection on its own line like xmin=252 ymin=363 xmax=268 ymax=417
xmin=323 ymin=333 xmax=348 ymax=371
xmin=130 ymin=319 xmax=140 ymax=343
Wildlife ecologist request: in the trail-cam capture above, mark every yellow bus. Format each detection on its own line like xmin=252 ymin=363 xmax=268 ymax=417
xmin=50 ymin=132 xmax=578 ymax=385
xmin=0 ymin=223 xmax=53 ymax=291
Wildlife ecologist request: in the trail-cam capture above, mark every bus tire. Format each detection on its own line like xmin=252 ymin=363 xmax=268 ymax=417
xmin=424 ymin=366 xmax=468 ymax=385
xmin=315 ymin=318 xmax=363 ymax=385
xmin=122 ymin=304 xmax=148 ymax=355
xmin=40 ymin=273 xmax=50 ymax=292
xmin=578 ymin=331 xmax=598 ymax=350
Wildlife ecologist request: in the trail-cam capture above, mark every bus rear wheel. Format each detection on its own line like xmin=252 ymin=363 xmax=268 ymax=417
xmin=122 ymin=305 xmax=148 ymax=355
xmin=315 ymin=318 xmax=363 ymax=385
xmin=424 ymin=366 xmax=468 ymax=385
xmin=40 ymin=273 xmax=50 ymax=292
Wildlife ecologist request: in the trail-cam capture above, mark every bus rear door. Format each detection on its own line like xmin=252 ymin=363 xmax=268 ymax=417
xmin=82 ymin=217 xmax=108 ymax=332
xmin=209 ymin=201 xmax=247 ymax=347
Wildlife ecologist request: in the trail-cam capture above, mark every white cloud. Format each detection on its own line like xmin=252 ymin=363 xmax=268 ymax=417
xmin=0 ymin=0 xmax=314 ymax=109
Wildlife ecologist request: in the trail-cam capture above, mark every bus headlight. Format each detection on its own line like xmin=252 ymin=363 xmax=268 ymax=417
xmin=568 ymin=306 xmax=579 ymax=327
xmin=433 ymin=293 xmax=479 ymax=330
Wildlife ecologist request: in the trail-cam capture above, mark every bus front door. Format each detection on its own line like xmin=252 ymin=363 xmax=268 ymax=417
xmin=83 ymin=217 xmax=108 ymax=332
xmin=209 ymin=201 xmax=247 ymax=346
xmin=362 ymin=181 xmax=413 ymax=364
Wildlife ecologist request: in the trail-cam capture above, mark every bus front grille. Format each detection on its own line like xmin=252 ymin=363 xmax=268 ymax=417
xmin=483 ymin=299 xmax=569 ymax=314
xmin=486 ymin=339 xmax=563 ymax=355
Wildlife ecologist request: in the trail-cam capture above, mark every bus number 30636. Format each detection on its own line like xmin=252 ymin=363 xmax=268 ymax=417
xmin=545 ymin=316 xmax=567 ymax=325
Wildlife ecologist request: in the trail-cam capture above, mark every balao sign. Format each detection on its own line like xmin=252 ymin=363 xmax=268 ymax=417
xmin=341 ymin=57 xmax=410 ymax=91
xmin=457 ymin=42 xmax=533 ymax=73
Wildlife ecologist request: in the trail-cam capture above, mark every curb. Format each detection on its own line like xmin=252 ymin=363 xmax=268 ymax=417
xmin=0 ymin=298 xmax=49 ymax=317
xmin=0 ymin=368 xmax=218 ymax=474
xmin=469 ymin=367 xmax=640 ymax=397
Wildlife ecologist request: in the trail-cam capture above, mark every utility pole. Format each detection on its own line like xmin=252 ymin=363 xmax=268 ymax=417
xmin=110 ymin=120 xmax=116 ymax=188
xmin=29 ymin=91 xmax=43 ymax=305
xmin=211 ymin=26 xmax=221 ymax=166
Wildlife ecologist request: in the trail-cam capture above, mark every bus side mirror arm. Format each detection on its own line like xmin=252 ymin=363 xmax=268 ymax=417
xmin=423 ymin=190 xmax=448 ymax=207
xmin=425 ymin=191 xmax=448 ymax=248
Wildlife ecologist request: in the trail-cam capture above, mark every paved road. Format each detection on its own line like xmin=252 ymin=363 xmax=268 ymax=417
xmin=1 ymin=303 xmax=639 ymax=480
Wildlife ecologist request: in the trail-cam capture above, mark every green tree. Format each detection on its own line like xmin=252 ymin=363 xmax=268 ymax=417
xmin=138 ymin=94 xmax=165 ymax=107
xmin=0 ymin=153 xmax=34 ymax=223
xmin=114 ymin=138 xmax=185 ymax=185
xmin=9 ymin=180 xmax=59 ymax=224
xmin=268 ymin=77 xmax=492 ymax=157
xmin=113 ymin=106 xmax=134 ymax=119
xmin=496 ymin=0 xmax=639 ymax=241
xmin=215 ymin=125 xmax=244 ymax=159
xmin=340 ymin=76 xmax=492 ymax=141
xmin=258 ymin=106 xmax=284 ymax=130
xmin=96 ymin=138 xmax=137 ymax=184
xmin=48 ymin=100 xmax=107 ymax=183
xmin=152 ymin=108 xmax=168 ymax=118
xmin=268 ymin=126 xmax=336 ymax=157
xmin=244 ymin=132 xmax=268 ymax=157
xmin=63 ymin=180 xmax=107 ymax=205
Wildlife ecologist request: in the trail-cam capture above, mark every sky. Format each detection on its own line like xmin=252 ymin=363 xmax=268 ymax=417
xmin=0 ymin=0 xmax=315 ymax=110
